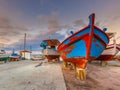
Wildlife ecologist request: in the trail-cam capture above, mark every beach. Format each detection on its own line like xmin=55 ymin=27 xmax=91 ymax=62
xmin=0 ymin=60 xmax=120 ymax=90
xmin=0 ymin=60 xmax=66 ymax=90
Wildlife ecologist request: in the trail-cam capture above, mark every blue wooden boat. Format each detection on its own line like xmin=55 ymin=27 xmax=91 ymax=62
xmin=58 ymin=13 xmax=109 ymax=70
xmin=9 ymin=49 xmax=21 ymax=61
xmin=96 ymin=33 xmax=120 ymax=62
xmin=40 ymin=39 xmax=60 ymax=61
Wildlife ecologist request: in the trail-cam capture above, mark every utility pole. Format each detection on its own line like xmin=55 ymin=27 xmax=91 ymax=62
xmin=30 ymin=45 xmax=32 ymax=59
xmin=24 ymin=33 xmax=26 ymax=59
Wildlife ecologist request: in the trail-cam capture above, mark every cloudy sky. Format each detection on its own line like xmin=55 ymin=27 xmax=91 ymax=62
xmin=0 ymin=0 xmax=120 ymax=53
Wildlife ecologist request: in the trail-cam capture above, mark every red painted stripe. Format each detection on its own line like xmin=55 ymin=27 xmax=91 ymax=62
xmin=94 ymin=34 xmax=106 ymax=46
xmin=58 ymin=32 xmax=108 ymax=51
xmin=58 ymin=34 xmax=89 ymax=51
xmin=96 ymin=55 xmax=114 ymax=61
xmin=86 ymin=14 xmax=95 ymax=60
xmin=57 ymin=26 xmax=90 ymax=49
xmin=58 ymin=26 xmax=109 ymax=50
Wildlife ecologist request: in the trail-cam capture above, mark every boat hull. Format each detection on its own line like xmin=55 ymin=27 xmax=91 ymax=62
xmin=96 ymin=55 xmax=114 ymax=61
xmin=10 ymin=57 xmax=19 ymax=61
xmin=96 ymin=45 xmax=120 ymax=61
xmin=9 ymin=56 xmax=20 ymax=61
xmin=42 ymin=49 xmax=59 ymax=60
xmin=45 ymin=55 xmax=60 ymax=60
xmin=58 ymin=25 xmax=109 ymax=68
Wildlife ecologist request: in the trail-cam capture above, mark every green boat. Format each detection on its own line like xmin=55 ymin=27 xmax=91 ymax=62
xmin=0 ymin=50 xmax=10 ymax=63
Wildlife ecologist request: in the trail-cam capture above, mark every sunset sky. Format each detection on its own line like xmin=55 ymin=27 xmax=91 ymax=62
xmin=0 ymin=0 xmax=120 ymax=53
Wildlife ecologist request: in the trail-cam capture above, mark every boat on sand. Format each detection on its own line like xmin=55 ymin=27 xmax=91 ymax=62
xmin=57 ymin=13 xmax=109 ymax=79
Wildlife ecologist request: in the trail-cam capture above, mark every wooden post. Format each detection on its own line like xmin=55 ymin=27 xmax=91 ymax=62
xmin=62 ymin=62 xmax=70 ymax=70
xmin=76 ymin=66 xmax=87 ymax=80
xmin=30 ymin=45 xmax=32 ymax=59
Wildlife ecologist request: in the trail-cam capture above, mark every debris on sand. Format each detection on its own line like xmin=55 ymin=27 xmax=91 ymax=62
xmin=35 ymin=62 xmax=43 ymax=67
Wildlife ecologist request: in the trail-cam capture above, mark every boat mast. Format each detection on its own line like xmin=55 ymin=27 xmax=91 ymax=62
xmin=30 ymin=45 xmax=32 ymax=59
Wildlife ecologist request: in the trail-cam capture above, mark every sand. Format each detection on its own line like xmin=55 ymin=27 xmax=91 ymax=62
xmin=0 ymin=60 xmax=66 ymax=90
xmin=62 ymin=61 xmax=120 ymax=90
xmin=0 ymin=60 xmax=120 ymax=90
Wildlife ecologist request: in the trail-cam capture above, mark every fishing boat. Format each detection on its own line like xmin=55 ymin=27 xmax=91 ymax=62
xmin=0 ymin=50 xmax=10 ymax=63
xmin=57 ymin=13 xmax=109 ymax=79
xmin=9 ymin=49 xmax=21 ymax=61
xmin=40 ymin=39 xmax=60 ymax=61
xmin=96 ymin=33 xmax=120 ymax=61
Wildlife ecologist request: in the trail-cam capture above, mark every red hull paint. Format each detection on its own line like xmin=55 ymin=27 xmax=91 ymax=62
xmin=58 ymin=28 xmax=107 ymax=67
xmin=10 ymin=57 xmax=19 ymax=61
xmin=97 ymin=55 xmax=114 ymax=61
xmin=58 ymin=26 xmax=89 ymax=49
xmin=62 ymin=57 xmax=96 ymax=68
xmin=58 ymin=34 xmax=106 ymax=51
xmin=45 ymin=55 xmax=60 ymax=60
xmin=59 ymin=32 xmax=106 ymax=68
xmin=58 ymin=26 xmax=109 ymax=50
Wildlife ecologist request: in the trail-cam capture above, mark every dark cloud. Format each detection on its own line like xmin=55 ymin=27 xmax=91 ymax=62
xmin=111 ymin=16 xmax=119 ymax=21
xmin=111 ymin=15 xmax=120 ymax=22
xmin=74 ymin=19 xmax=86 ymax=27
xmin=38 ymin=13 xmax=62 ymax=36
xmin=3 ymin=12 xmax=104 ymax=52
xmin=95 ymin=21 xmax=101 ymax=27
xmin=38 ymin=13 xmax=87 ymax=39
xmin=0 ymin=16 xmax=29 ymax=31
xmin=37 ymin=13 xmax=90 ymax=46
xmin=46 ymin=18 xmax=61 ymax=34
xmin=0 ymin=16 xmax=31 ymax=44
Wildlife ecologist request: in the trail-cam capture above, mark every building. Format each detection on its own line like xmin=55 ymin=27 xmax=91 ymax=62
xmin=19 ymin=50 xmax=32 ymax=60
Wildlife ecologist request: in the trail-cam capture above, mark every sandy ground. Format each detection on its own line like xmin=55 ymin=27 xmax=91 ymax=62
xmin=0 ymin=60 xmax=66 ymax=90
xmin=1 ymin=60 xmax=120 ymax=90
xmin=62 ymin=60 xmax=120 ymax=90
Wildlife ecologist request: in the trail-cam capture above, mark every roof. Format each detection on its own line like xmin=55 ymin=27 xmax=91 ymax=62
xmin=20 ymin=50 xmax=32 ymax=53
xmin=43 ymin=39 xmax=60 ymax=46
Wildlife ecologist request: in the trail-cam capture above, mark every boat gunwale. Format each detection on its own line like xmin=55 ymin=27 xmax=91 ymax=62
xmin=58 ymin=33 xmax=107 ymax=51
xmin=58 ymin=25 xmax=89 ymax=49
xmin=58 ymin=25 xmax=109 ymax=50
